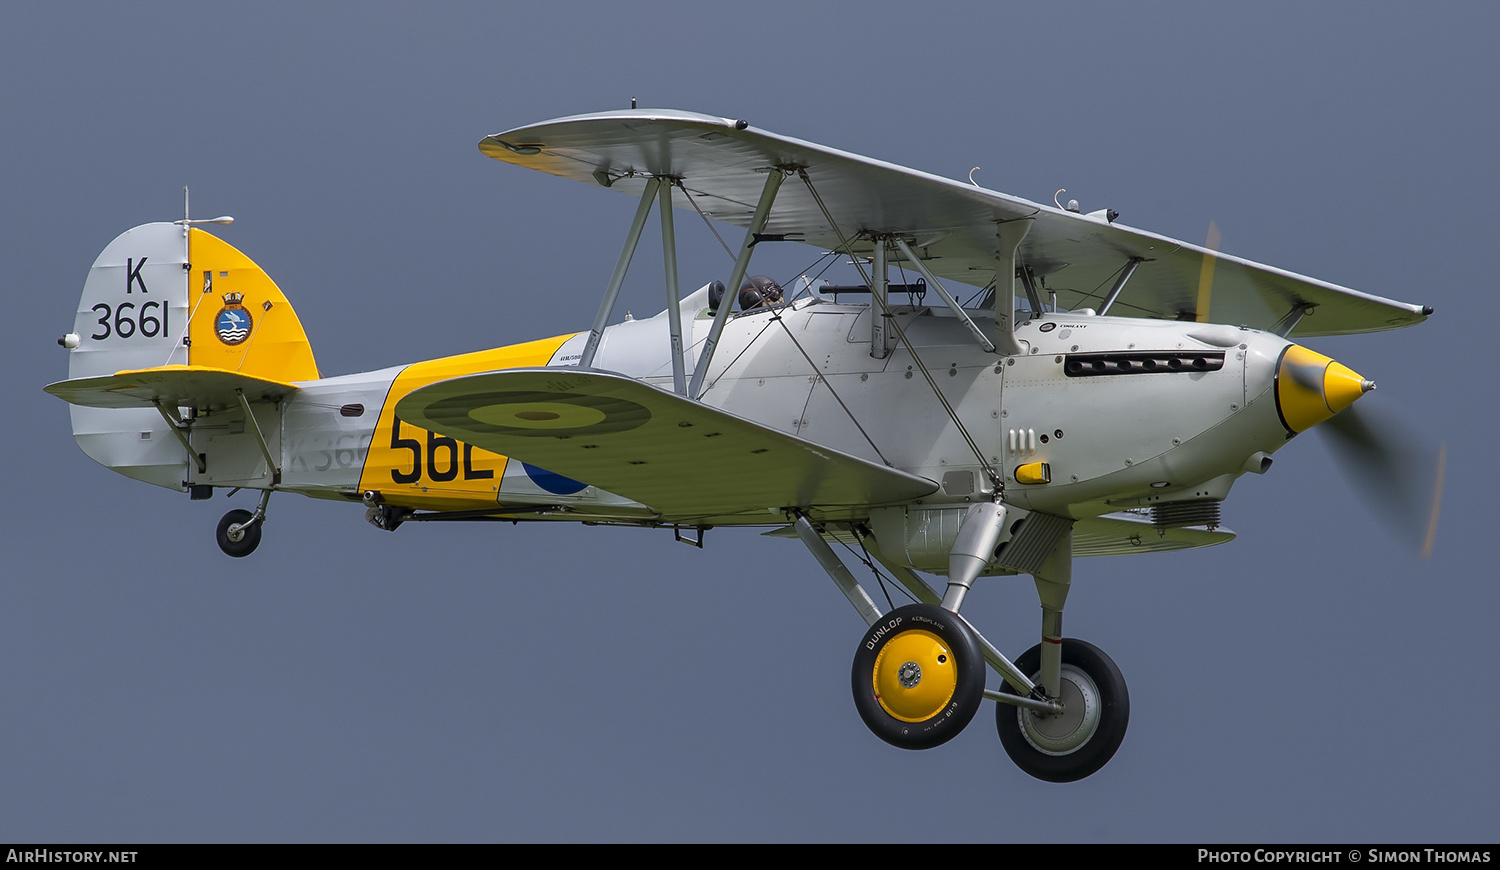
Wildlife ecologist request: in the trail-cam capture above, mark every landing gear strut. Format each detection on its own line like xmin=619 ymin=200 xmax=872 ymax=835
xmin=800 ymin=508 xmax=1131 ymax=779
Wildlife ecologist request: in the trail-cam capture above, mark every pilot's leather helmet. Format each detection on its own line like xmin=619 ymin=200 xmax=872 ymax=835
xmin=738 ymin=275 xmax=784 ymax=310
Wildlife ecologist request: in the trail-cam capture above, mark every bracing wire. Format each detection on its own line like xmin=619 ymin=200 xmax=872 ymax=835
xmin=836 ymin=538 xmax=915 ymax=611
xmin=766 ymin=306 xmax=892 ymax=465
xmin=676 ymin=181 xmax=738 ymax=263
xmin=797 ymin=169 xmax=1001 ymax=489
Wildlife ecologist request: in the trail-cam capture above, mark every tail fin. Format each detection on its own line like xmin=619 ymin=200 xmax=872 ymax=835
xmin=66 ymin=222 xmax=190 ymax=383
xmin=55 ymin=222 xmax=318 ymax=488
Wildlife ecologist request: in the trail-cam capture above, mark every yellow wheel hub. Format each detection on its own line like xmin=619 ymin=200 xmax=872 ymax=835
xmin=872 ymin=629 xmax=959 ymax=723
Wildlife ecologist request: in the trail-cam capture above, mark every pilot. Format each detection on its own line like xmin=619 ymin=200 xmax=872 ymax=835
xmin=737 ymin=275 xmax=784 ymax=310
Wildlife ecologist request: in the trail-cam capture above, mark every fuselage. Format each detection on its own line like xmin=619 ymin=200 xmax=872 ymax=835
xmin=269 ymin=287 xmax=1307 ymax=529
xmin=55 ymin=223 xmax=1352 ymax=538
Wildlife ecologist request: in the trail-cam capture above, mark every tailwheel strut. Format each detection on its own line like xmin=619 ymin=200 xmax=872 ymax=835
xmin=216 ymin=490 xmax=270 ymax=558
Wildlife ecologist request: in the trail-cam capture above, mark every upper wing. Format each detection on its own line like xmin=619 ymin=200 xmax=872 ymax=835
xmin=395 ymin=368 xmax=938 ymax=520
xmin=44 ymin=365 xmax=297 ymax=410
xmin=480 ymin=109 xmax=1429 ymax=336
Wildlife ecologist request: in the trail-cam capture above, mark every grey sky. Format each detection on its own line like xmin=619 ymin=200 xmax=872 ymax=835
xmin=3 ymin=1 xmax=1496 ymax=842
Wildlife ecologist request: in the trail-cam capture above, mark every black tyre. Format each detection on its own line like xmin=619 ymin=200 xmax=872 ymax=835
xmin=851 ymin=604 xmax=985 ymax=750
xmin=216 ymin=509 xmax=261 ymax=558
xmin=995 ymin=638 xmax=1129 ymax=782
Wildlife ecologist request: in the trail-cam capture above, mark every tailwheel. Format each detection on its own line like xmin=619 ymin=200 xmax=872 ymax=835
xmin=216 ymin=509 xmax=262 ymax=558
xmin=851 ymin=604 xmax=984 ymax=750
xmin=995 ymin=638 xmax=1129 ymax=782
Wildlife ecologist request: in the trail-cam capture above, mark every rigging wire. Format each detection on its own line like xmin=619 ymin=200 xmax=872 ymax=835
xmin=797 ymin=169 xmax=1001 ymax=490
xmin=168 ymin=271 xmax=218 ymax=366
xmin=963 ymin=276 xmax=997 ymax=308
xmin=693 ymin=309 xmax=782 ymax=397
xmin=676 ymin=181 xmax=738 ymax=263
xmin=766 ymin=305 xmax=892 ymax=466
xmin=783 ymin=250 xmax=842 ymax=298
xmin=836 ymin=536 xmax=916 ymax=610
xmin=853 ymin=525 xmax=921 ymax=606
xmin=1072 ymin=259 xmax=1130 ymax=309
xmin=693 ymin=251 xmax=839 ymax=397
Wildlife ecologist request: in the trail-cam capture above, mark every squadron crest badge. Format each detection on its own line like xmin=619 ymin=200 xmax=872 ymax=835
xmin=213 ymin=292 xmax=252 ymax=345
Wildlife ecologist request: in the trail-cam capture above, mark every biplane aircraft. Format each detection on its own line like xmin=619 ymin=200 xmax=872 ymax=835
xmin=46 ymin=110 xmax=1432 ymax=781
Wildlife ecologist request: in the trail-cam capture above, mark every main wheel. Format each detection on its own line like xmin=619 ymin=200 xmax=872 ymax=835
xmin=216 ymin=509 xmax=261 ymax=558
xmin=851 ymin=604 xmax=985 ymax=750
xmin=995 ymin=638 xmax=1128 ymax=782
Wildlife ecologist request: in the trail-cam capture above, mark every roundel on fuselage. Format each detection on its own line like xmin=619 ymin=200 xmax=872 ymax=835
xmin=522 ymin=462 xmax=587 ymax=495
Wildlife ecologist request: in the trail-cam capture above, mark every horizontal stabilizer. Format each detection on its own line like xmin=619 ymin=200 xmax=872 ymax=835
xmin=44 ymin=365 xmax=298 ymax=410
xmin=396 ymin=368 xmax=938 ymax=520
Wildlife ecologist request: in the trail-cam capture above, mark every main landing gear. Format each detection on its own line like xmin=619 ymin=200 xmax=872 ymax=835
xmin=994 ymin=639 xmax=1129 ymax=783
xmin=851 ymin=603 xmax=985 ymax=749
xmin=215 ymin=490 xmax=270 ymax=558
xmin=798 ymin=505 xmax=1131 ymax=782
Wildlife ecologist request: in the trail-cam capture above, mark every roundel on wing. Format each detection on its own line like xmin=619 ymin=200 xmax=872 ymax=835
xmin=420 ymin=390 xmax=652 ymax=438
xmin=521 ymin=463 xmax=588 ymax=495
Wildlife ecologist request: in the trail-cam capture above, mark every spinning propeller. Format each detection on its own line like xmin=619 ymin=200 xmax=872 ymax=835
xmin=1321 ymin=403 xmax=1445 ymax=560
xmin=1199 ymin=223 xmax=1443 ymax=559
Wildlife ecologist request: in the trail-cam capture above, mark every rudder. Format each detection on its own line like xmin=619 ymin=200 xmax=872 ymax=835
xmin=185 ymin=228 xmax=318 ymax=382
